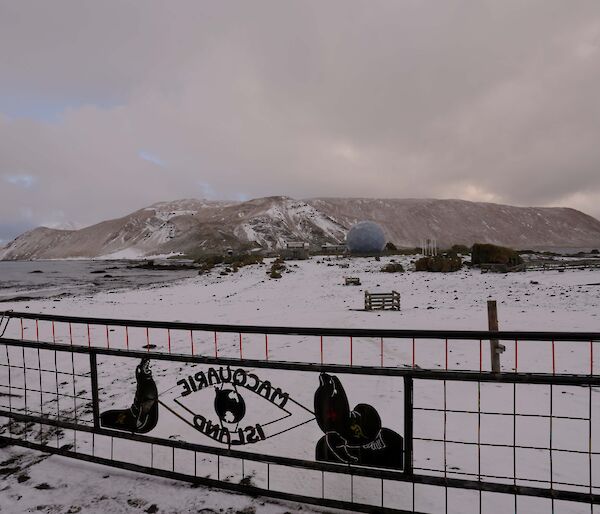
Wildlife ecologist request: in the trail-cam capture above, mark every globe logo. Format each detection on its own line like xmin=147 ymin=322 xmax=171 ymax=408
xmin=214 ymin=388 xmax=246 ymax=424
xmin=346 ymin=221 xmax=386 ymax=254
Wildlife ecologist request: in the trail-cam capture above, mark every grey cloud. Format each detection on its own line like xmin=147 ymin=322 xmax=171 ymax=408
xmin=0 ymin=0 xmax=599 ymax=237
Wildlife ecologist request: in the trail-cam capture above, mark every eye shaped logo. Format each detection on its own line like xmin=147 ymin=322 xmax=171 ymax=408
xmin=160 ymin=366 xmax=314 ymax=447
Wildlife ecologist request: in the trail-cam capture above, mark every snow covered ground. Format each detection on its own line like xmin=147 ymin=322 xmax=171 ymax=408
xmin=4 ymin=254 xmax=599 ymax=332
xmin=1 ymin=255 xmax=600 ymax=513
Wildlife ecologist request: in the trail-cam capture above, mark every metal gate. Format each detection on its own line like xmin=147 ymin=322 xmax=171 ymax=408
xmin=0 ymin=311 xmax=598 ymax=513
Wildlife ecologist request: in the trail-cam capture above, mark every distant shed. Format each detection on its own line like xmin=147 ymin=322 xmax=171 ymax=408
xmin=321 ymin=243 xmax=347 ymax=255
xmin=283 ymin=241 xmax=310 ymax=260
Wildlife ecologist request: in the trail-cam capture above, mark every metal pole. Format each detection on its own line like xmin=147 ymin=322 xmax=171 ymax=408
xmin=89 ymin=352 xmax=101 ymax=429
xmin=487 ymin=300 xmax=504 ymax=373
xmin=403 ymin=376 xmax=413 ymax=476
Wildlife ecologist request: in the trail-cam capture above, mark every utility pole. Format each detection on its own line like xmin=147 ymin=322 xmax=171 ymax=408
xmin=487 ymin=300 xmax=505 ymax=372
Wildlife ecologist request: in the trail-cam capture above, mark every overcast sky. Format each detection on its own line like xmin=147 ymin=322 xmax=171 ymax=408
xmin=1 ymin=1 xmax=599 ymax=243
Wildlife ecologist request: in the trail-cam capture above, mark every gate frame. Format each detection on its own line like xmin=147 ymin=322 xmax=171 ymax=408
xmin=1 ymin=311 xmax=600 ymax=512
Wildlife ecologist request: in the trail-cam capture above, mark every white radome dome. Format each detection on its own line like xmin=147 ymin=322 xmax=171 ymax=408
xmin=346 ymin=221 xmax=386 ymax=254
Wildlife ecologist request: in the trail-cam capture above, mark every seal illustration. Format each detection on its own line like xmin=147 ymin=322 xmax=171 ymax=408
xmin=101 ymin=358 xmax=159 ymax=434
xmin=314 ymin=373 xmax=403 ymax=470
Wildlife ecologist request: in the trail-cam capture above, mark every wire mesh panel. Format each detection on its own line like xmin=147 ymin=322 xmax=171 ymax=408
xmin=413 ymin=379 xmax=600 ymax=510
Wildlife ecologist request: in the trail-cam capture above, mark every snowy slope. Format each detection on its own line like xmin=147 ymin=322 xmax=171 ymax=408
xmin=308 ymin=197 xmax=600 ymax=250
xmin=2 ymin=197 xmax=600 ymax=260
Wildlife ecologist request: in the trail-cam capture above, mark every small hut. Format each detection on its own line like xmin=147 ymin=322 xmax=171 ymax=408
xmin=321 ymin=243 xmax=347 ymax=256
xmin=283 ymin=241 xmax=310 ymax=260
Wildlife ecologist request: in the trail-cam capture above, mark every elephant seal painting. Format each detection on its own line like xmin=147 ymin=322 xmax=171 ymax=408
xmin=314 ymin=373 xmax=403 ymax=470
xmin=101 ymin=358 xmax=159 ymax=434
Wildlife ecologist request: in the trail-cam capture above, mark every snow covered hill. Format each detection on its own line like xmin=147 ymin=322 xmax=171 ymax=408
xmin=2 ymin=196 xmax=600 ymax=260
xmin=308 ymin=197 xmax=600 ymax=250
xmin=0 ymin=197 xmax=347 ymax=260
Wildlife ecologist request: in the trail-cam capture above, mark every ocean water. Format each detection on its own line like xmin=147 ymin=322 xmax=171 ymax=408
xmin=0 ymin=260 xmax=198 ymax=302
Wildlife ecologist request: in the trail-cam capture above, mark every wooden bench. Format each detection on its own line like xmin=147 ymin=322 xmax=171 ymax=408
xmin=365 ymin=290 xmax=400 ymax=311
xmin=345 ymin=277 xmax=361 ymax=286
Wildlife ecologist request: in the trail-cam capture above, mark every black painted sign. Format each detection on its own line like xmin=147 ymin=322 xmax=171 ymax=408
xmin=100 ymin=360 xmax=404 ymax=471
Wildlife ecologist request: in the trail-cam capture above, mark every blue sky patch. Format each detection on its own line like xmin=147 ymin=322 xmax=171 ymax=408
xmin=3 ymin=174 xmax=37 ymax=188
xmin=138 ymin=150 xmax=166 ymax=167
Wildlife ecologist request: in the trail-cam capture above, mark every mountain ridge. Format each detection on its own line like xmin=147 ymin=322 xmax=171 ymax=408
xmin=2 ymin=196 xmax=600 ymax=260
